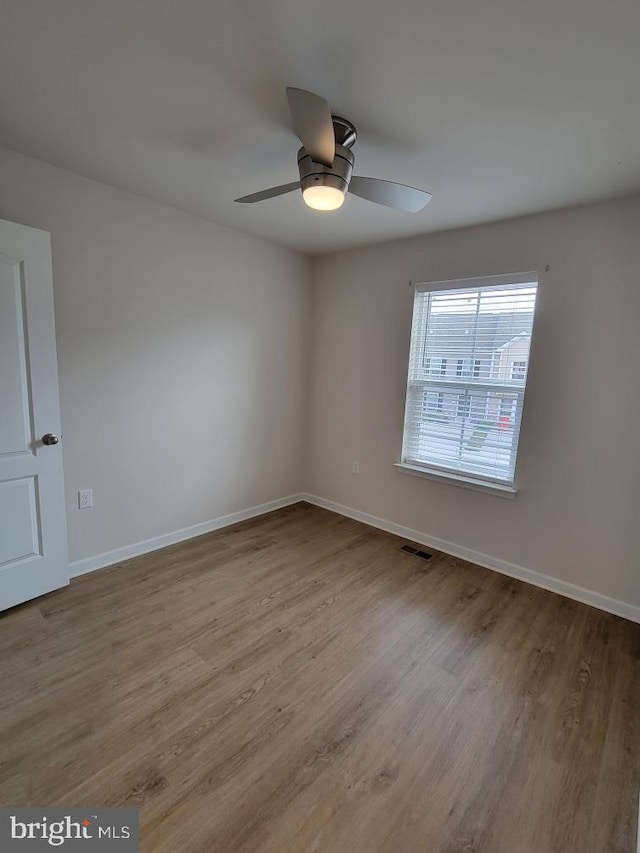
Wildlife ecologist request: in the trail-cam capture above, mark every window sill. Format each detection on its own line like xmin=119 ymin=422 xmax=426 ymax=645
xmin=394 ymin=462 xmax=517 ymax=499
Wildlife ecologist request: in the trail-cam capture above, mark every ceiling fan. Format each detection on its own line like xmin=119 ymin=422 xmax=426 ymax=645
xmin=235 ymin=87 xmax=432 ymax=213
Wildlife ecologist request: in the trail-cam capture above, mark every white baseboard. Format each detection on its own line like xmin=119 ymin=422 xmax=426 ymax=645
xmin=68 ymin=494 xmax=305 ymax=578
xmin=67 ymin=489 xmax=639 ymax=625
xmin=302 ymin=493 xmax=640 ymax=625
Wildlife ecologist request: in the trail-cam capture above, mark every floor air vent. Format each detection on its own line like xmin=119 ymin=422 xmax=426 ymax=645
xmin=400 ymin=544 xmax=433 ymax=561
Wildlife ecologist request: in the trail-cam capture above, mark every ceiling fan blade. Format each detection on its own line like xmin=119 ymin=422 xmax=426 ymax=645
xmin=234 ymin=182 xmax=300 ymax=203
xmin=286 ymin=87 xmax=335 ymax=167
xmin=348 ymin=176 xmax=432 ymax=212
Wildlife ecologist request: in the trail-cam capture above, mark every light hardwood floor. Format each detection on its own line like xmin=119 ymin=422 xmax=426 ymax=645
xmin=0 ymin=503 xmax=638 ymax=852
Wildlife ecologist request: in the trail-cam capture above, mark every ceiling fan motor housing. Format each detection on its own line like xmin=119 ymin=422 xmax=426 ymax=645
xmin=297 ymin=144 xmax=354 ymax=196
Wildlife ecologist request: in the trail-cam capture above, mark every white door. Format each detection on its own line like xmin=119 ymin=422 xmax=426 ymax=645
xmin=0 ymin=218 xmax=68 ymax=610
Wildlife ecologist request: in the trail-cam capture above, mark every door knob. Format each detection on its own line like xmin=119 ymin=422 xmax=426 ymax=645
xmin=42 ymin=433 xmax=59 ymax=446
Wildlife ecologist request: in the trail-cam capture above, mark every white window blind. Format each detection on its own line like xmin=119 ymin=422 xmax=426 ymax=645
xmin=401 ymin=274 xmax=538 ymax=485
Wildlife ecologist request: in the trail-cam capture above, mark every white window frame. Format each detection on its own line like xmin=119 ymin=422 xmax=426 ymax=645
xmin=396 ymin=272 xmax=538 ymax=498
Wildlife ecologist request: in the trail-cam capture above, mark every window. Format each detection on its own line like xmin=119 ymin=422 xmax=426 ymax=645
xmin=456 ymin=358 xmax=482 ymax=378
xmin=499 ymin=397 xmax=517 ymax=419
xmin=425 ymin=391 xmax=444 ymax=414
xmin=425 ymin=357 xmax=447 ymax=377
xmin=511 ymin=360 xmax=527 ymax=381
xmin=401 ymin=273 xmax=538 ymax=486
xmin=429 ymin=357 xmax=447 ymax=376
xmin=456 ymin=393 xmax=470 ymax=419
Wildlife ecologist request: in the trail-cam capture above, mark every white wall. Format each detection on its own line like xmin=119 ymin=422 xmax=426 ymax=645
xmin=1 ymin=145 xmax=638 ymax=614
xmin=307 ymin=196 xmax=640 ymax=610
xmin=0 ymin=148 xmax=311 ymax=563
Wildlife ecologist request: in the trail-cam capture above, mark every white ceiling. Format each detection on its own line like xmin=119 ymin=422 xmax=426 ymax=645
xmin=1 ymin=0 xmax=639 ymax=254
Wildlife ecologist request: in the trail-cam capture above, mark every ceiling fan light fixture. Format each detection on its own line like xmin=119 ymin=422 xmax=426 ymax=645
xmin=302 ymin=184 xmax=345 ymax=211
xmin=298 ymin=152 xmax=352 ymax=213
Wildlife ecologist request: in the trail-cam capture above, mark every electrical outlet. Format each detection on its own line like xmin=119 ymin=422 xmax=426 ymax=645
xmin=78 ymin=489 xmax=93 ymax=509
xmin=352 ymin=460 xmax=360 ymax=474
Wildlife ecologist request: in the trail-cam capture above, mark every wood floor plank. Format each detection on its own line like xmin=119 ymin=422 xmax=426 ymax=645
xmin=0 ymin=502 xmax=638 ymax=852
